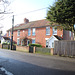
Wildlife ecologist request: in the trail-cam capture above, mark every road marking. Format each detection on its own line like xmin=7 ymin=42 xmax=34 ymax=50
xmin=0 ymin=67 xmax=13 ymax=75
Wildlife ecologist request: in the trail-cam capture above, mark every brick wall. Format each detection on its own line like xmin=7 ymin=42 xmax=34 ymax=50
xmin=16 ymin=45 xmax=29 ymax=52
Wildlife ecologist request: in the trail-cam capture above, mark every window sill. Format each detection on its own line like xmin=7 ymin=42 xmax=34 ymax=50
xmin=46 ymin=34 xmax=50 ymax=36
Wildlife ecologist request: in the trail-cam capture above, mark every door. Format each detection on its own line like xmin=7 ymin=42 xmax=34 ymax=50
xmin=27 ymin=40 xmax=30 ymax=46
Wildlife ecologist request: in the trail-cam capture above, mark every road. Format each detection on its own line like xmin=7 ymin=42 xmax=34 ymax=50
xmin=0 ymin=48 xmax=75 ymax=75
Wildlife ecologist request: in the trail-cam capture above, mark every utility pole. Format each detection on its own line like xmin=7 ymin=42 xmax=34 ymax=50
xmin=11 ymin=15 xmax=14 ymax=50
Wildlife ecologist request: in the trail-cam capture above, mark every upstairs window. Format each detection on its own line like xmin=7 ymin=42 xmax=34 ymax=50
xmin=28 ymin=28 xmax=31 ymax=36
xmin=17 ymin=30 xmax=20 ymax=36
xmin=53 ymin=27 xmax=57 ymax=35
xmin=46 ymin=27 xmax=50 ymax=35
xmin=69 ymin=31 xmax=71 ymax=37
xmin=9 ymin=31 xmax=10 ymax=36
xmin=32 ymin=28 xmax=35 ymax=36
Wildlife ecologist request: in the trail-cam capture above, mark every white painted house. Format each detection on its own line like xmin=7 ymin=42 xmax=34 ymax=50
xmin=47 ymin=35 xmax=62 ymax=48
xmin=1 ymin=37 xmax=10 ymax=44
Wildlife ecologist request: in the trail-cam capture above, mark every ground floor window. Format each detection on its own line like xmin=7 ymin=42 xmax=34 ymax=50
xmin=32 ymin=39 xmax=35 ymax=44
xmin=52 ymin=42 xmax=54 ymax=48
xmin=46 ymin=40 xmax=48 ymax=47
xmin=17 ymin=38 xmax=20 ymax=45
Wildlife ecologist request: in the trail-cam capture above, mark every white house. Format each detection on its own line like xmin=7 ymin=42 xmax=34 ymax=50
xmin=47 ymin=35 xmax=62 ymax=48
xmin=1 ymin=37 xmax=10 ymax=44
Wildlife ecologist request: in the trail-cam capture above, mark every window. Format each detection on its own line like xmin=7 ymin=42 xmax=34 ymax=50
xmin=28 ymin=29 xmax=31 ymax=36
xmin=17 ymin=30 xmax=20 ymax=36
xmin=46 ymin=27 xmax=50 ymax=35
xmin=69 ymin=31 xmax=71 ymax=37
xmin=46 ymin=40 xmax=48 ymax=47
xmin=53 ymin=27 xmax=57 ymax=35
xmin=9 ymin=31 xmax=10 ymax=36
xmin=32 ymin=39 xmax=35 ymax=44
xmin=52 ymin=42 xmax=54 ymax=48
xmin=32 ymin=28 xmax=35 ymax=36
xmin=17 ymin=38 xmax=20 ymax=45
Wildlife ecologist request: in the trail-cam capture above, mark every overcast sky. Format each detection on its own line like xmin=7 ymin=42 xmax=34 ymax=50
xmin=0 ymin=0 xmax=55 ymax=34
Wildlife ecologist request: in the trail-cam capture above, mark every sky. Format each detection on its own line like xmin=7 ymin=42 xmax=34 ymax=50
xmin=0 ymin=0 xmax=55 ymax=34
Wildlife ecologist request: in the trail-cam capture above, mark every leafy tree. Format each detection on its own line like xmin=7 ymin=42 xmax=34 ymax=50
xmin=46 ymin=0 xmax=75 ymax=32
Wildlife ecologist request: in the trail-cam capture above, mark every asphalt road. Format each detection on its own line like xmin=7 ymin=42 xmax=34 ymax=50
xmin=0 ymin=49 xmax=75 ymax=75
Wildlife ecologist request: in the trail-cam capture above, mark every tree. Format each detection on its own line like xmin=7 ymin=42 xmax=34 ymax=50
xmin=46 ymin=0 xmax=75 ymax=32
xmin=0 ymin=0 xmax=11 ymax=14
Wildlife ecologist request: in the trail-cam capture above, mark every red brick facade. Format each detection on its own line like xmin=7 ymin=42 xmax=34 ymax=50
xmin=7 ymin=27 xmax=63 ymax=47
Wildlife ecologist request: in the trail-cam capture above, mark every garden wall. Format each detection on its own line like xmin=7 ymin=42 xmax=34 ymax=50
xmin=16 ymin=45 xmax=29 ymax=52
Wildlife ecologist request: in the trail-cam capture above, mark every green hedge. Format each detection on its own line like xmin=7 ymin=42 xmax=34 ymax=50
xmin=29 ymin=44 xmax=42 ymax=47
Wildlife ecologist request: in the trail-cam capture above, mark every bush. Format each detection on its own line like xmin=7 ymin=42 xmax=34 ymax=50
xmin=29 ymin=44 xmax=42 ymax=47
xmin=2 ymin=42 xmax=8 ymax=45
xmin=0 ymin=40 xmax=1 ymax=43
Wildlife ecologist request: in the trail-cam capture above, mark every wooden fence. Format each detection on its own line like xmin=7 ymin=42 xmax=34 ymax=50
xmin=54 ymin=40 xmax=75 ymax=56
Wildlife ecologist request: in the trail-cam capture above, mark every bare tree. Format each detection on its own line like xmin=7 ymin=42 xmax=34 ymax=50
xmin=0 ymin=0 xmax=13 ymax=14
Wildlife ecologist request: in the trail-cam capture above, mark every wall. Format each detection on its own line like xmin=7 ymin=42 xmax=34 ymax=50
xmin=54 ymin=40 xmax=75 ymax=56
xmin=16 ymin=45 xmax=29 ymax=52
xmin=48 ymin=36 xmax=58 ymax=48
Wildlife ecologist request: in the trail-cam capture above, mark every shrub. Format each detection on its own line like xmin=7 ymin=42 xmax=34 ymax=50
xmin=29 ymin=44 xmax=42 ymax=47
xmin=2 ymin=42 xmax=8 ymax=45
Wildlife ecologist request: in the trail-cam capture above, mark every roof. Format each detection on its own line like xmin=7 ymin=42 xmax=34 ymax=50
xmin=54 ymin=35 xmax=62 ymax=40
xmin=48 ymin=35 xmax=62 ymax=42
xmin=3 ymin=37 xmax=10 ymax=40
xmin=7 ymin=19 xmax=53 ymax=31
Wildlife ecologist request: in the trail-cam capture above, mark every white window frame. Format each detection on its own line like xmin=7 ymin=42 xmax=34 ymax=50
xmin=46 ymin=26 xmax=50 ymax=35
xmin=32 ymin=39 xmax=35 ymax=44
xmin=32 ymin=28 xmax=35 ymax=36
xmin=69 ymin=31 xmax=71 ymax=37
xmin=53 ymin=27 xmax=57 ymax=35
xmin=17 ymin=30 xmax=20 ymax=36
xmin=52 ymin=42 xmax=54 ymax=48
xmin=17 ymin=38 xmax=20 ymax=45
xmin=28 ymin=28 xmax=31 ymax=36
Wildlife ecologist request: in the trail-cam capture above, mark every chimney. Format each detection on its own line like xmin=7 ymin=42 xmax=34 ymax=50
xmin=24 ymin=18 xmax=29 ymax=24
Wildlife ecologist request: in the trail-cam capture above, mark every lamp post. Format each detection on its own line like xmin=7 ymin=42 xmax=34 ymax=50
xmin=74 ymin=24 xmax=75 ymax=40
xmin=11 ymin=15 xmax=14 ymax=50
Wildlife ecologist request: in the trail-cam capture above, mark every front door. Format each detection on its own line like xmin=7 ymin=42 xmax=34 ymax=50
xmin=27 ymin=40 xmax=30 ymax=46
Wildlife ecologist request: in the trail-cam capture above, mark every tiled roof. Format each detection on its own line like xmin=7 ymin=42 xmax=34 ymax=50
xmin=7 ymin=19 xmax=52 ymax=31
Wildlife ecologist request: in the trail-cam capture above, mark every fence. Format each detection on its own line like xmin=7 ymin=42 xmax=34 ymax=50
xmin=54 ymin=40 xmax=75 ymax=56
xmin=29 ymin=46 xmax=53 ymax=55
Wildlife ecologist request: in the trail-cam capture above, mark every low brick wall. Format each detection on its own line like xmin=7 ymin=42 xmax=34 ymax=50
xmin=16 ymin=46 xmax=29 ymax=52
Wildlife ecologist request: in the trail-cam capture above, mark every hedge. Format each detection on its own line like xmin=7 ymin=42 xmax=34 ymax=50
xmin=29 ymin=44 xmax=42 ymax=47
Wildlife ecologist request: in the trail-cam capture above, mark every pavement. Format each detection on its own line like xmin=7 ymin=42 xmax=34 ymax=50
xmin=0 ymin=48 xmax=75 ymax=75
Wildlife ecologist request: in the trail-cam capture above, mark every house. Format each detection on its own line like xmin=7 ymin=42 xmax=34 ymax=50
xmin=1 ymin=37 xmax=10 ymax=44
xmin=7 ymin=18 xmax=74 ymax=47
xmin=47 ymin=35 xmax=62 ymax=48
